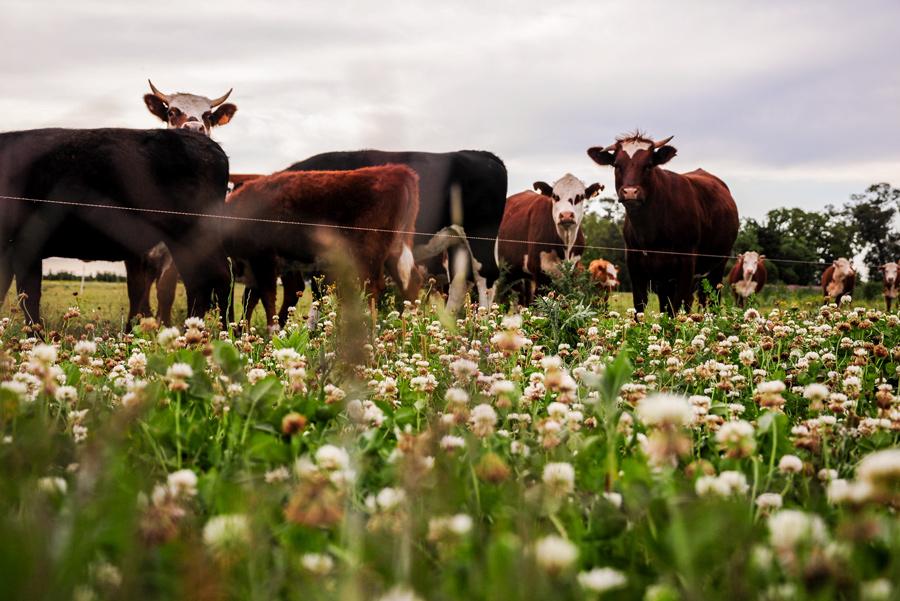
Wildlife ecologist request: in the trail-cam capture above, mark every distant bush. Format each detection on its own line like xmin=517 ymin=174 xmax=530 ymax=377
xmin=45 ymin=271 xmax=126 ymax=282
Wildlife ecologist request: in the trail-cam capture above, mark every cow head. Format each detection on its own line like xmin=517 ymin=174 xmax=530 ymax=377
xmin=740 ymin=251 xmax=764 ymax=281
xmin=587 ymin=133 xmax=677 ymax=208
xmin=144 ymin=80 xmax=237 ymax=135
xmin=533 ymin=174 xmax=602 ymax=254
xmin=589 ymin=259 xmax=619 ymax=289
xmin=881 ymin=262 xmax=898 ymax=285
xmin=832 ymin=257 xmax=854 ymax=282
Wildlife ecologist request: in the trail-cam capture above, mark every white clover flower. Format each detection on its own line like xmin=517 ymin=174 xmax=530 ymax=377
xmin=856 ymin=448 xmax=900 ymax=488
xmin=300 ymin=553 xmax=334 ymax=576
xmin=73 ymin=340 xmax=97 ymax=356
xmin=1 ymin=380 xmax=29 ymax=402
xmin=534 ymin=535 xmax=578 ymax=574
xmin=376 ymin=587 xmax=425 ymax=601
xmin=757 ymin=380 xmax=786 ymax=395
xmin=444 ymin=387 xmax=469 ymax=405
xmin=166 ymin=363 xmax=194 ymax=380
xmin=860 ymin=578 xmax=893 ymax=601
xmin=37 ymin=476 xmax=67 ymax=496
xmin=439 ymin=435 xmax=466 ymax=451
xmin=803 ymin=383 xmax=830 ymax=402
xmin=247 ymin=368 xmax=268 ymax=385
xmin=54 ymin=385 xmax=78 ymax=403
xmin=542 ymin=462 xmax=575 ymax=496
xmin=755 ymin=492 xmax=783 ymax=511
xmin=489 ymin=379 xmax=516 ymax=397
xmin=768 ymin=509 xmax=827 ymax=551
xmin=157 ymin=327 xmax=180 ymax=347
xmin=375 ymin=487 xmax=406 ymax=510
xmin=470 ymin=403 xmax=497 ymax=438
xmin=167 ymin=469 xmax=198 ymax=498
xmin=184 ymin=317 xmax=205 ymax=330
xmin=202 ymin=514 xmax=250 ymax=555
xmin=315 ymin=445 xmax=350 ymax=471
xmin=635 ymin=393 xmax=693 ymax=427
xmin=546 ymin=402 xmax=569 ymax=420
xmin=577 ymin=567 xmax=626 ymax=594
xmin=778 ymin=454 xmax=804 ymax=474
xmin=32 ymin=343 xmax=58 ymax=364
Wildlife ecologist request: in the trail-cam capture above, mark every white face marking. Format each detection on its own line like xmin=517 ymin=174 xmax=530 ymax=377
xmin=734 ymin=279 xmax=758 ymax=298
xmin=522 ymin=253 xmax=531 ymax=274
xmin=741 ymin=251 xmax=760 ymax=281
xmin=606 ymin=262 xmax=619 ymax=285
xmin=539 ymin=250 xmax=563 ymax=278
xmin=548 ymin=173 xmax=590 ymax=259
xmin=620 ymin=140 xmax=652 ymax=158
xmin=166 ymin=93 xmax=218 ymax=134
xmin=832 ymin=258 xmax=854 ymax=281
xmin=883 ymin=262 xmax=898 ymax=284
xmin=397 ymin=244 xmax=415 ymax=291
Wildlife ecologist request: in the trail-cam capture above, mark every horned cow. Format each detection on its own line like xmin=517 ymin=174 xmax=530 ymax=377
xmin=821 ymin=258 xmax=856 ymax=304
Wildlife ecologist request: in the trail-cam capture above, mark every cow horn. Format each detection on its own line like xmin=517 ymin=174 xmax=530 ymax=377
xmin=209 ymin=88 xmax=233 ymax=107
xmin=654 ymin=135 xmax=674 ymax=148
xmin=599 ymin=142 xmax=617 ymax=153
xmin=147 ymin=79 xmax=170 ymax=103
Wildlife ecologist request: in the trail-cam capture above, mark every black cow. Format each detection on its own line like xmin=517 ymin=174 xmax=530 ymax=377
xmin=0 ymin=128 xmax=232 ymax=325
xmin=286 ymin=150 xmax=507 ymax=307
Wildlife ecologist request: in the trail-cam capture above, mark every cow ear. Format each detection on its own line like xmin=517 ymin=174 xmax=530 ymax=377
xmin=533 ymin=181 xmax=553 ymax=196
xmin=879 ymin=265 xmax=886 ymax=271
xmin=210 ymin=103 xmax=237 ymax=127
xmin=584 ymin=183 xmax=603 ymax=198
xmin=652 ymin=145 xmax=677 ymax=165
xmin=759 ymin=254 xmax=765 ymax=263
xmin=587 ymin=147 xmax=616 ymax=166
xmin=144 ymin=94 xmax=169 ymax=122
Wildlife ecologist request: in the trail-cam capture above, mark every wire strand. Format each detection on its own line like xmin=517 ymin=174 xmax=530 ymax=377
xmin=0 ymin=193 xmax=832 ymax=266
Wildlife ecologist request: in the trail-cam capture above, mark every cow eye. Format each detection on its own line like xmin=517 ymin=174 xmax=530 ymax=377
xmin=203 ymin=111 xmax=212 ymax=120
xmin=168 ymin=108 xmax=180 ymax=118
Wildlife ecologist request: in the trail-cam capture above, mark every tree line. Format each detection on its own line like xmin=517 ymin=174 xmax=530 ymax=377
xmin=582 ymin=182 xmax=899 ymax=289
xmin=45 ymin=271 xmax=127 ymax=282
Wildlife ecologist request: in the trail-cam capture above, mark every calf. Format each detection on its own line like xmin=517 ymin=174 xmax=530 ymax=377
xmin=222 ymin=165 xmax=422 ymax=327
xmin=880 ymin=262 xmax=898 ymax=311
xmin=496 ymin=174 xmax=602 ymax=305
xmin=588 ymin=258 xmax=620 ymax=304
xmin=821 ymin=258 xmax=856 ymax=304
xmin=728 ymin=251 xmax=767 ymax=307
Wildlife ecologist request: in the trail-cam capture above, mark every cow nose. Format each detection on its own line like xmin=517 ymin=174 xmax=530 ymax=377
xmin=558 ymin=212 xmax=576 ymax=225
xmin=181 ymin=120 xmax=206 ymax=132
xmin=620 ymin=186 xmax=640 ymax=201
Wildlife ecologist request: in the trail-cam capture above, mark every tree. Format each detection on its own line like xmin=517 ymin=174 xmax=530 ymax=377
xmin=845 ymin=183 xmax=900 ymax=278
xmin=580 ymin=197 xmax=632 ymax=291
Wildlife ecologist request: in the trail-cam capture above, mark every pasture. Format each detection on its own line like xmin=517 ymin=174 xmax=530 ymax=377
xmin=1 ymin=282 xmax=898 ymax=600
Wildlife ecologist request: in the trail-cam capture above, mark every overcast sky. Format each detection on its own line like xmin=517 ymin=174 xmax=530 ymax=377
xmin=2 ymin=0 xmax=899 ymax=273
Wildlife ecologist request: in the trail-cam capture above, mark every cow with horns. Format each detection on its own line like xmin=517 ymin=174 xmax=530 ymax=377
xmin=496 ymin=174 xmax=602 ymax=305
xmin=728 ymin=251 xmax=767 ymax=307
xmin=821 ymin=258 xmax=856 ymax=304
xmin=587 ymin=133 xmax=739 ymax=315
xmin=881 ymin=262 xmax=898 ymax=311
xmin=132 ymin=81 xmax=239 ymax=324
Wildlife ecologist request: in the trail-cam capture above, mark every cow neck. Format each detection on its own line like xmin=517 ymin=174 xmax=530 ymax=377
xmin=623 ymin=167 xmax=673 ymax=249
xmin=555 ymin=222 xmax=579 ymax=261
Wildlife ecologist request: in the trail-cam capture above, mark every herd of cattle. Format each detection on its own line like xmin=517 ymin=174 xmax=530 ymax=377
xmin=0 ymin=82 xmax=895 ymax=329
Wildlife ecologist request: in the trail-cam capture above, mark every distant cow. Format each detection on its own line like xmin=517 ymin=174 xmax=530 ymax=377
xmin=881 ymin=262 xmax=898 ymax=311
xmin=133 ymin=81 xmax=239 ymax=324
xmin=287 ymin=150 xmax=507 ymax=308
xmin=588 ymin=133 xmax=739 ymax=315
xmin=0 ymin=128 xmax=232 ymax=325
xmin=496 ymin=174 xmax=602 ymax=305
xmin=821 ymin=258 xmax=856 ymax=304
xmin=728 ymin=251 xmax=767 ymax=307
xmin=223 ymin=166 xmax=422 ymax=327
xmin=588 ymin=258 xmax=620 ymax=304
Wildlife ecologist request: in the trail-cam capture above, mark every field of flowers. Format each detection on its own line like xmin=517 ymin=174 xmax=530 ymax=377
xmin=1 ymin=287 xmax=899 ymax=601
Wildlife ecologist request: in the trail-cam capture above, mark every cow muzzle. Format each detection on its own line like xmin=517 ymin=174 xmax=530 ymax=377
xmin=618 ymin=186 xmax=642 ymax=203
xmin=557 ymin=212 xmax=576 ymax=227
xmin=180 ymin=120 xmax=207 ymax=133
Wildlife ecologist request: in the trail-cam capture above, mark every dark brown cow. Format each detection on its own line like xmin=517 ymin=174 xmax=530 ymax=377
xmin=223 ymin=166 xmax=422 ymax=327
xmin=727 ymin=251 xmax=767 ymax=307
xmin=587 ymin=133 xmax=739 ymax=315
xmin=880 ymin=262 xmax=898 ymax=311
xmin=496 ymin=174 xmax=602 ymax=305
xmin=588 ymin=258 xmax=620 ymax=304
xmin=821 ymin=258 xmax=856 ymax=304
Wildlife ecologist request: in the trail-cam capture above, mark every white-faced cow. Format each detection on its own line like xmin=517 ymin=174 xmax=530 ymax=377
xmin=587 ymin=133 xmax=739 ymax=315
xmin=496 ymin=174 xmax=602 ymax=305
xmin=728 ymin=251 xmax=767 ymax=307
xmin=880 ymin=262 xmax=898 ymax=311
xmin=821 ymin=258 xmax=856 ymax=304
xmin=588 ymin=258 xmax=620 ymax=304
xmin=0 ymin=128 xmax=232 ymax=325
xmin=132 ymin=81 xmax=239 ymax=324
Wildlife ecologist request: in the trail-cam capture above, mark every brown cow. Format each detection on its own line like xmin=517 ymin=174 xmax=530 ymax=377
xmin=727 ymin=251 xmax=767 ymax=307
xmin=496 ymin=174 xmax=602 ymax=305
xmin=821 ymin=258 xmax=856 ymax=304
xmin=588 ymin=258 xmax=620 ymax=304
xmin=588 ymin=133 xmax=739 ymax=315
xmin=880 ymin=262 xmax=898 ymax=311
xmin=223 ymin=166 xmax=422 ymax=327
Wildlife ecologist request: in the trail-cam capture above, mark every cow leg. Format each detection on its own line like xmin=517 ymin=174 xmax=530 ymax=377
xmin=675 ymin=258 xmax=697 ymax=313
xmin=242 ymin=285 xmax=261 ymax=324
xmin=886 ymin=296 xmax=892 ymax=312
xmin=630 ymin=276 xmax=649 ymax=314
xmin=0 ymin=249 xmax=13 ymax=309
xmin=248 ymin=259 xmax=278 ymax=329
xmin=124 ymin=257 xmax=151 ymax=324
xmin=14 ymin=257 xmax=43 ymax=326
xmin=156 ymin=262 xmax=179 ymax=326
xmin=278 ymin=270 xmax=305 ymax=326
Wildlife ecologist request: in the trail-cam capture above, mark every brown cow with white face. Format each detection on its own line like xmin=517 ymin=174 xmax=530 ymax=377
xmin=728 ymin=251 xmax=767 ymax=307
xmin=143 ymin=80 xmax=237 ymax=135
xmin=588 ymin=258 xmax=619 ymax=304
xmin=821 ymin=258 xmax=855 ymax=304
xmin=880 ymin=261 xmax=898 ymax=311
xmin=587 ymin=132 xmax=739 ymax=315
